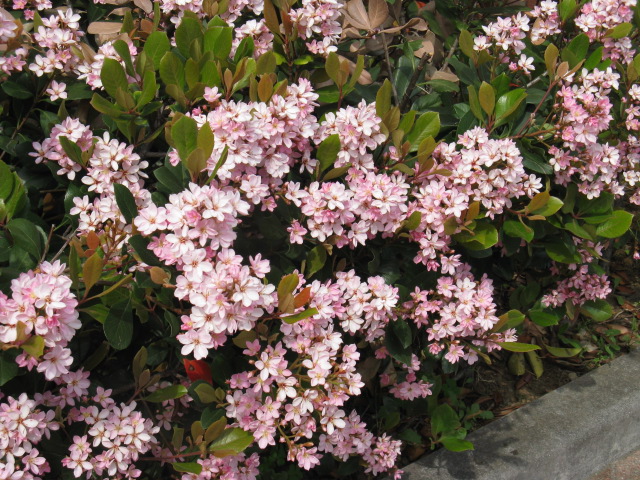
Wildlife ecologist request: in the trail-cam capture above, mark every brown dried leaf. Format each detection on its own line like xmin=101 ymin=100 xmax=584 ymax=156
xmin=368 ymin=0 xmax=389 ymax=29
xmin=346 ymin=0 xmax=371 ymax=30
xmin=414 ymin=38 xmax=434 ymax=58
xmin=133 ymin=0 xmax=153 ymax=12
xmin=87 ymin=21 xmax=123 ymax=35
xmin=432 ymin=69 xmax=459 ymax=82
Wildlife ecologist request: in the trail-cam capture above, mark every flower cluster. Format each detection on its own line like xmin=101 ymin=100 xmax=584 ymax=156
xmin=0 ymin=393 xmax=58 ymax=479
xmin=289 ymin=0 xmax=343 ymax=55
xmin=287 ymin=169 xmax=410 ymax=248
xmin=188 ymin=79 xmax=319 ymax=184
xmin=62 ymin=396 xmax=160 ymax=480
xmin=180 ymin=452 xmax=261 ymax=480
xmin=28 ymin=9 xmax=84 ymax=77
xmin=0 ymin=261 xmax=80 ymax=380
xmin=549 ymin=67 xmax=640 ymax=200
xmin=402 ymin=264 xmax=515 ymax=364
xmin=410 ymin=127 xmax=541 ymax=267
xmin=135 ymin=185 xmax=277 ymax=355
xmin=542 ymin=264 xmax=612 ymax=307
xmin=575 ymin=0 xmax=636 ymax=62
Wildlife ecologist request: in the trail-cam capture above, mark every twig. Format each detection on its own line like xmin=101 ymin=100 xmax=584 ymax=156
xmin=440 ymin=38 xmax=459 ymax=72
xmin=380 ymin=33 xmax=399 ymax=105
xmin=50 ymin=226 xmax=75 ymax=263
xmin=526 ymin=72 xmax=547 ymax=88
xmin=399 ymin=53 xmax=431 ymax=113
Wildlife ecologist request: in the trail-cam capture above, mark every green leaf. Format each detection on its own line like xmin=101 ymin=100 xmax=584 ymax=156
xmin=101 ymin=58 xmax=129 ymax=98
xmin=384 ymin=324 xmax=413 ymax=365
xmin=144 ymin=384 xmax=188 ymax=402
xmin=83 ymin=252 xmax=103 ymax=292
xmin=137 ymin=70 xmax=157 ymax=108
xmin=0 ymin=351 xmax=18 ymax=386
xmin=58 ymin=136 xmax=84 ymax=166
xmin=6 ymin=219 xmax=44 ymax=260
xmin=159 ymin=51 xmax=184 ymax=88
xmin=441 ymin=437 xmax=474 ymax=452
xmin=431 ymin=404 xmax=460 ymax=436
xmin=172 ymin=116 xmax=199 ymax=160
xmin=391 ymin=319 xmax=412 ymax=349
xmin=606 ymin=22 xmax=633 ymax=39
xmin=209 ymin=428 xmax=253 ymax=455
xmin=282 ymin=307 xmax=319 ymax=324
xmin=129 ymin=235 xmax=164 ymax=267
xmin=525 ymin=350 xmax=544 ymax=378
xmin=455 ymin=222 xmax=498 ymax=250
xmin=407 ymin=112 xmax=440 ymax=152
xmin=528 ymin=310 xmax=560 ymax=326
xmin=90 ymin=94 xmax=123 ymax=117
xmin=1 ymin=81 xmax=33 ymax=99
xmin=500 ymin=342 xmax=541 ymax=352
xmin=21 ymin=335 xmax=44 ymax=359
xmin=478 ymin=81 xmax=495 ymax=116
xmin=404 ymin=211 xmax=422 ymax=231
xmin=172 ymin=463 xmax=203 ymax=474
xmin=104 ymin=296 xmax=134 ymax=350
xmin=458 ymin=30 xmax=475 ymax=58
xmin=493 ymin=309 xmax=526 ymax=332
xmin=544 ymin=239 xmax=581 ymax=264
xmin=376 ymin=79 xmax=392 ymax=117
xmin=544 ymin=344 xmax=582 ymax=357
xmin=316 ymin=134 xmax=341 ymax=173
xmin=562 ymin=34 xmax=589 ymax=67
xmin=595 ymin=210 xmax=633 ymax=238
xmin=113 ymin=183 xmax=137 ymax=223
xmin=580 ymin=299 xmax=613 ymax=322
xmin=558 ymin=0 xmax=577 ymax=21
xmin=503 ymin=220 xmax=533 ymax=242
xmin=144 ymin=31 xmax=170 ymax=68
xmin=204 ymin=27 xmax=233 ymax=60
xmin=305 ymin=245 xmax=327 ymax=277
xmin=193 ymin=382 xmax=218 ymax=404
xmin=495 ymin=89 xmax=526 ymax=126
xmin=531 ymin=196 xmax=563 ymax=217
xmin=563 ymin=220 xmax=594 ymax=240
xmin=467 ymin=85 xmax=484 ymax=121
xmin=175 ymin=17 xmax=203 ymax=57
xmin=155 ymin=166 xmax=186 ymax=194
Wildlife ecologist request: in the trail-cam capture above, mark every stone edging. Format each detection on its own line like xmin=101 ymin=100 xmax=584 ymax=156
xmin=397 ymin=348 xmax=640 ymax=480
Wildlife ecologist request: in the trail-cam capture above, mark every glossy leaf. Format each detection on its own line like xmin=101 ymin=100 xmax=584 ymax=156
xmin=145 ymin=384 xmax=189 ymax=402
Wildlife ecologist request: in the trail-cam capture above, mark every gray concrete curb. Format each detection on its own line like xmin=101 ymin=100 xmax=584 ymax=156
xmin=399 ymin=349 xmax=640 ymax=480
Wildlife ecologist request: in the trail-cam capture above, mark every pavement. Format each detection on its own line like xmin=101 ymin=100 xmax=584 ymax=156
xmin=589 ymin=449 xmax=640 ymax=480
xmin=395 ymin=349 xmax=640 ymax=480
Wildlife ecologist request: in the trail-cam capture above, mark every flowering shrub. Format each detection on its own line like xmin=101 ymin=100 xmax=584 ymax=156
xmin=0 ymin=0 xmax=637 ymax=478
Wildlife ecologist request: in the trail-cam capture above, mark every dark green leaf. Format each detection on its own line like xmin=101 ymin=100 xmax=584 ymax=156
xmin=172 ymin=463 xmax=203 ymax=474
xmin=172 ymin=116 xmax=199 ymax=160
xmin=144 ymin=384 xmax=188 ymax=402
xmin=441 ymin=437 xmax=474 ymax=452
xmin=595 ymin=210 xmax=633 ymax=238
xmin=101 ymin=58 xmax=129 ymax=98
xmin=113 ymin=183 xmax=137 ymax=223
xmin=209 ymin=428 xmax=253 ymax=455
xmin=0 ymin=350 xmax=18 ymax=386
xmin=2 ymin=81 xmax=33 ymax=99
xmin=129 ymin=235 xmax=164 ymax=267
xmin=500 ymin=342 xmax=541 ymax=352
xmin=305 ymin=245 xmax=327 ymax=277
xmin=6 ymin=219 xmax=44 ymax=260
xmin=104 ymin=296 xmax=134 ymax=350
xmin=317 ymin=134 xmax=341 ymax=173
xmin=144 ymin=31 xmax=171 ymax=68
